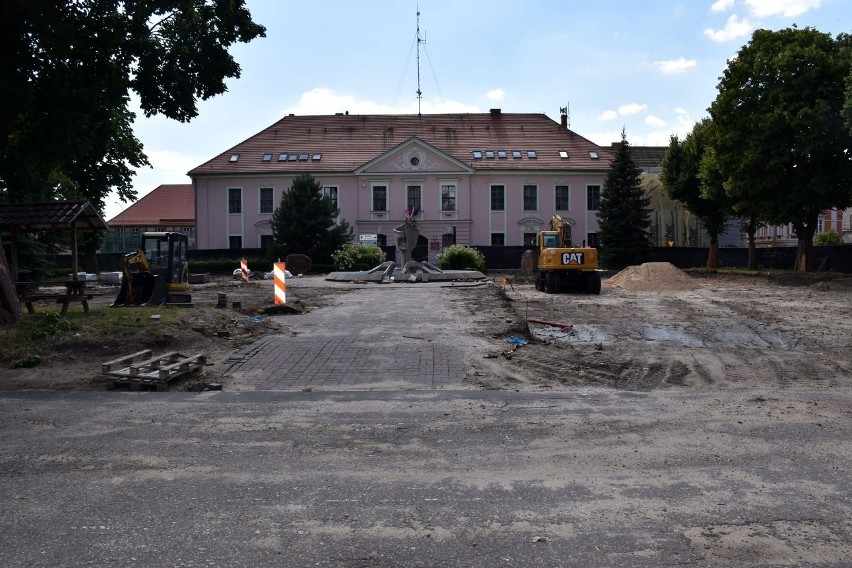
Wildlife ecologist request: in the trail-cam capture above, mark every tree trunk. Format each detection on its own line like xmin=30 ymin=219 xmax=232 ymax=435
xmin=795 ymin=236 xmax=813 ymax=272
xmin=747 ymin=230 xmax=757 ymax=270
xmin=706 ymin=233 xmax=720 ymax=269
xmin=793 ymin=221 xmax=816 ymax=272
xmin=0 ymin=235 xmax=24 ymax=323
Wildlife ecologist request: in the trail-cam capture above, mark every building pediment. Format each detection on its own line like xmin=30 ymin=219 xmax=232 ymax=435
xmin=355 ymin=137 xmax=474 ymax=175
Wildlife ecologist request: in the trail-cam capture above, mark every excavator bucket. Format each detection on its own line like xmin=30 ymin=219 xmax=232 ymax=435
xmin=112 ymin=272 xmax=167 ymax=306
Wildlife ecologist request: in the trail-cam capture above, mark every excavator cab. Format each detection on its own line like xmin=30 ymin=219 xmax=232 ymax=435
xmin=112 ymin=232 xmax=190 ymax=306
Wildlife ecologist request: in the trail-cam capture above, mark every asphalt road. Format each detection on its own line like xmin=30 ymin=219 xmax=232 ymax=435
xmin=2 ymin=387 xmax=851 ymax=567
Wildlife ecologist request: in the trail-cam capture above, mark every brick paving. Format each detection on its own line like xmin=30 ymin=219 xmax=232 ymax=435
xmin=219 ymin=284 xmax=476 ymax=390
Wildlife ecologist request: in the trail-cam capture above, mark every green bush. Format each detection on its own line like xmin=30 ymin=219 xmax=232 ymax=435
xmin=814 ymin=228 xmax=843 ymax=246
xmin=437 ymin=245 xmax=486 ymax=271
xmin=28 ymin=310 xmax=73 ymax=340
xmin=331 ymin=243 xmax=387 ymax=271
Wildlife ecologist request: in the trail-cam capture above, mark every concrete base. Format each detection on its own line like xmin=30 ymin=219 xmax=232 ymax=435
xmin=326 ymin=260 xmax=485 ymax=283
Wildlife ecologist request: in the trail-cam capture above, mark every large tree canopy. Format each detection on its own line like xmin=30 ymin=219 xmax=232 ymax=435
xmin=0 ymin=0 xmax=265 ymax=209
xmin=597 ymin=132 xmax=652 ymax=271
xmin=660 ymin=119 xmax=731 ymax=269
xmin=709 ymin=27 xmax=852 ymax=271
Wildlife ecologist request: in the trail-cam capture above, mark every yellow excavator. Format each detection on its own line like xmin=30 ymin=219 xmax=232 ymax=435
xmin=112 ymin=232 xmax=191 ymax=306
xmin=535 ymin=214 xmax=601 ymax=294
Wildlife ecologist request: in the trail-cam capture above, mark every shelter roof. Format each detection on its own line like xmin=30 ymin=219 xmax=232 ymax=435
xmin=107 ymin=184 xmax=194 ymax=226
xmin=0 ymin=200 xmax=108 ymax=232
xmin=189 ymin=111 xmax=613 ymax=176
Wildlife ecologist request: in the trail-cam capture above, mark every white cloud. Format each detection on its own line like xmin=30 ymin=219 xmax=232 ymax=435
xmin=704 ymin=14 xmax=753 ymax=42
xmin=145 ymin=149 xmax=200 ymax=177
xmin=282 ymin=87 xmax=479 ymax=116
xmin=710 ymin=0 xmax=736 ymax=12
xmin=486 ymin=88 xmax=506 ymax=101
xmin=654 ymin=57 xmax=697 ymax=74
xmin=597 ymin=110 xmax=619 ymax=121
xmin=587 ymin=108 xmax=696 ymax=148
xmin=618 ymin=103 xmax=648 ymax=116
xmin=745 ymin=0 xmax=822 ymax=17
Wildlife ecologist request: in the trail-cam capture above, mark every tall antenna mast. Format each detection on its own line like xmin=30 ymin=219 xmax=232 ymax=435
xmin=416 ymin=7 xmax=423 ymax=115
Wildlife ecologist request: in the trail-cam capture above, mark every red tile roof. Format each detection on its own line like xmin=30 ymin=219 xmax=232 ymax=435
xmin=107 ymin=184 xmax=194 ymax=226
xmin=188 ymin=111 xmax=613 ymax=176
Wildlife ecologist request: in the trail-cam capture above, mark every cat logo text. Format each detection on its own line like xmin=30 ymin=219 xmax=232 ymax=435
xmin=562 ymin=252 xmax=584 ymax=265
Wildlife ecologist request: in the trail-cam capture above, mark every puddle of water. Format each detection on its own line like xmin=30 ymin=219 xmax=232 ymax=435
xmin=643 ymin=326 xmax=704 ymax=347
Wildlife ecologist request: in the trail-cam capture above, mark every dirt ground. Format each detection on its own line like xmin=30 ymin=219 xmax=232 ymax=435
xmin=3 ymin=266 xmax=852 ymax=393
xmin=480 ymin=265 xmax=852 ymax=391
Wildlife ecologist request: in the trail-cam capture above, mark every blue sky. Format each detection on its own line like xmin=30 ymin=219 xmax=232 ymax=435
xmin=108 ymin=0 xmax=848 ymax=220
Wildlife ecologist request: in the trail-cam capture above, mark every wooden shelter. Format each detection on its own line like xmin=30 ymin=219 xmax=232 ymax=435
xmin=0 ymin=200 xmax=108 ymax=323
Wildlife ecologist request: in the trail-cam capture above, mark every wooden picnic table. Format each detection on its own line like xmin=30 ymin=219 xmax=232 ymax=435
xmin=16 ymin=280 xmax=93 ymax=316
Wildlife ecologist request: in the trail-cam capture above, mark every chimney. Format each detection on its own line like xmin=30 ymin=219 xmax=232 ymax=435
xmin=490 ymin=108 xmax=502 ymax=118
xmin=560 ymin=106 xmax=569 ymax=128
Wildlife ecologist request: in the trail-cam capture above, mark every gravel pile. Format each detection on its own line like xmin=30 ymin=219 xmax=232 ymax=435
xmin=606 ymin=262 xmax=700 ymax=292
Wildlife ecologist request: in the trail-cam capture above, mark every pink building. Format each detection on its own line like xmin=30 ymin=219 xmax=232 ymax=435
xmin=189 ymin=110 xmax=613 ymax=263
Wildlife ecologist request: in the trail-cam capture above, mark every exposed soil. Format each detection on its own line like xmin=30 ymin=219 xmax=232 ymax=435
xmin=477 ymin=264 xmax=852 ymax=391
xmin=0 ymin=276 xmax=351 ymax=391
xmin=3 ymin=266 xmax=852 ymax=393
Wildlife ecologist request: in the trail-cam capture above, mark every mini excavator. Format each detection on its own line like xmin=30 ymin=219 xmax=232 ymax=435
xmin=112 ymin=232 xmax=191 ymax=306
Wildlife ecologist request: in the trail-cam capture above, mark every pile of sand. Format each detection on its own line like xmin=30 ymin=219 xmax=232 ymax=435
xmin=606 ymin=262 xmax=700 ymax=292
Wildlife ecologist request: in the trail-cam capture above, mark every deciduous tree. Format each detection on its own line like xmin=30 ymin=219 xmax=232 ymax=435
xmin=709 ymin=27 xmax=852 ymax=271
xmin=0 ymin=0 xmax=265 ymax=208
xmin=661 ymin=119 xmax=732 ymax=269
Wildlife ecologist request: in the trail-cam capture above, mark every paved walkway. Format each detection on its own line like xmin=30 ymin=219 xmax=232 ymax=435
xmin=218 ymin=282 xmax=480 ymax=390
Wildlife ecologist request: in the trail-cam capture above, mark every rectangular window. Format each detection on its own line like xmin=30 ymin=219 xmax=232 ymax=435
xmin=229 ymin=235 xmax=242 ymax=249
xmin=587 ymin=232 xmax=599 ymax=248
xmin=490 ymin=185 xmax=505 ymax=211
xmin=407 ymin=185 xmax=422 ymax=211
xmin=372 ymin=185 xmax=387 ymax=211
xmin=228 ymin=188 xmax=242 ymax=214
xmin=323 ymin=186 xmax=338 ymax=209
xmin=523 ymin=185 xmax=538 ymax=211
xmin=259 ymin=187 xmax=274 ymax=214
xmin=555 ymin=185 xmax=570 ymax=210
xmin=523 ymin=232 xmax=537 ymax=246
xmin=260 ymin=235 xmax=273 ymax=250
xmin=491 ymin=233 xmax=505 ymax=246
xmin=441 ymin=184 xmax=457 ymax=211
xmin=587 ymin=185 xmax=601 ymax=211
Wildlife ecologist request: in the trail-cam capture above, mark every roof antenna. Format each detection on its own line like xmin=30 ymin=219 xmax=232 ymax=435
xmin=416 ymin=7 xmax=424 ymax=116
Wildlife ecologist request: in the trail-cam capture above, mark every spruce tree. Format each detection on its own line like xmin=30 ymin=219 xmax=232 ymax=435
xmin=270 ymin=173 xmax=352 ymax=263
xmin=597 ymin=132 xmax=652 ymax=270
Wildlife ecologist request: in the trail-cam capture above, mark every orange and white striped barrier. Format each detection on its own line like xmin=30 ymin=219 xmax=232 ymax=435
xmin=240 ymin=259 xmax=249 ymax=283
xmin=274 ymin=262 xmax=286 ymax=304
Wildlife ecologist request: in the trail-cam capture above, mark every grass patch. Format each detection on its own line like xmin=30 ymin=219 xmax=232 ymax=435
xmin=0 ymin=306 xmax=189 ymax=364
